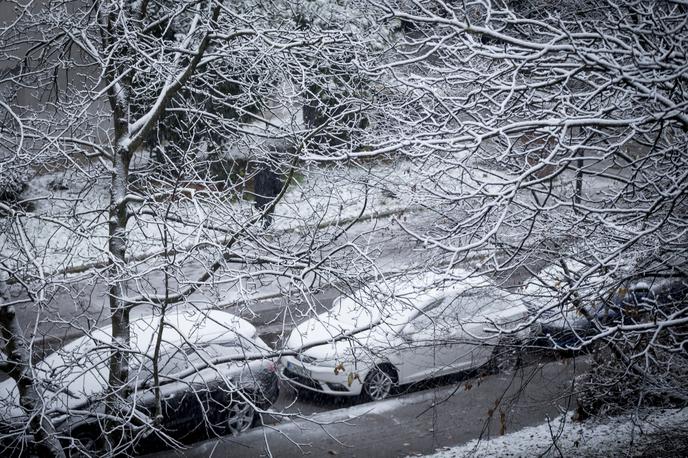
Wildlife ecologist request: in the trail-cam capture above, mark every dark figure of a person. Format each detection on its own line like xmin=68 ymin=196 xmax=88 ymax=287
xmin=253 ymin=166 xmax=283 ymax=228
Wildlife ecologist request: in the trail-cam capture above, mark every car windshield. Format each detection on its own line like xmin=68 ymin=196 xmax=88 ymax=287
xmin=447 ymin=286 xmax=515 ymax=316
xmin=130 ymin=338 xmax=264 ymax=382
xmin=329 ymin=294 xmax=381 ymax=327
xmin=411 ymin=286 xmax=514 ymax=331
xmin=186 ymin=341 xmax=261 ymax=367
xmin=129 ymin=347 xmax=190 ymax=381
xmin=329 ymin=288 xmax=424 ymax=329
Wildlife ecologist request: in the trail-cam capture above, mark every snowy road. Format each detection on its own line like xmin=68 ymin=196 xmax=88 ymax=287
xmin=8 ymin=212 xmax=437 ymax=354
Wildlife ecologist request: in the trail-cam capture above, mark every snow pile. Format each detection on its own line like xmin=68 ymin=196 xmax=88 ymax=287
xmin=419 ymin=408 xmax=688 ymax=458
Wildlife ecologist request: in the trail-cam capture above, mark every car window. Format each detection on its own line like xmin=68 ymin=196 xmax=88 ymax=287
xmin=186 ymin=343 xmax=234 ymax=367
xmin=159 ymin=349 xmax=189 ymax=376
xmin=444 ymin=286 xmax=512 ymax=317
xmin=409 ymin=286 xmax=512 ymax=333
xmin=131 ymin=347 xmax=191 ymax=381
xmin=409 ymin=297 xmax=456 ymax=335
xmin=175 ymin=338 xmax=264 ymax=372
xmin=412 ymin=298 xmax=444 ymax=323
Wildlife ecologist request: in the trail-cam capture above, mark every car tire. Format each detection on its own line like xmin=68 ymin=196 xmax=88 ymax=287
xmin=488 ymin=337 xmax=522 ymax=374
xmin=226 ymin=397 xmax=257 ymax=436
xmin=64 ymin=429 xmax=100 ymax=458
xmin=362 ymin=365 xmax=397 ymax=402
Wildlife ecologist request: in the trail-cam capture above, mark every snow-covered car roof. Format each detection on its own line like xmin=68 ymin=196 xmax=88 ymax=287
xmin=37 ymin=309 xmax=255 ymax=370
xmin=330 ymin=270 xmax=492 ymax=326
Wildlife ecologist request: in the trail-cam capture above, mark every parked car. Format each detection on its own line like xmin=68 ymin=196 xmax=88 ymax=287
xmin=605 ymin=277 xmax=688 ymax=325
xmin=279 ymin=272 xmax=530 ymax=401
xmin=525 ymin=261 xmax=687 ymax=348
xmin=523 ymin=260 xmax=613 ymax=347
xmin=0 ymin=309 xmax=278 ymax=456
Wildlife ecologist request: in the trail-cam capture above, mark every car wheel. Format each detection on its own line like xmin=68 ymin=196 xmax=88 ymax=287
xmin=362 ymin=366 xmax=396 ymax=401
xmin=489 ymin=337 xmax=522 ymax=374
xmin=226 ymin=398 xmax=257 ymax=436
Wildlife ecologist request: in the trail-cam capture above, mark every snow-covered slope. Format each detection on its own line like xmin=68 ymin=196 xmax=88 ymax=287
xmin=418 ymin=408 xmax=688 ymax=458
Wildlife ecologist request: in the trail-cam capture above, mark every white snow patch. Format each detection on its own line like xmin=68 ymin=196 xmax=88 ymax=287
xmin=418 ymin=408 xmax=688 ymax=458
xmin=278 ymin=387 xmax=452 ymax=430
xmin=311 ymin=387 xmax=449 ymax=422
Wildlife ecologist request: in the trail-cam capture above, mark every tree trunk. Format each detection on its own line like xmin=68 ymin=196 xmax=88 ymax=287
xmin=0 ymin=286 xmax=65 ymax=458
xmin=103 ymin=143 xmax=133 ymax=452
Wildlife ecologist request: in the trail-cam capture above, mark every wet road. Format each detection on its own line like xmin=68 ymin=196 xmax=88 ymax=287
xmin=147 ymin=351 xmax=588 ymax=457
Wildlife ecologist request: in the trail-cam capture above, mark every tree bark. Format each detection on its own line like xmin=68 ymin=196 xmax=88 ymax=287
xmin=0 ymin=285 xmax=65 ymax=458
xmin=103 ymin=141 xmax=133 ymax=451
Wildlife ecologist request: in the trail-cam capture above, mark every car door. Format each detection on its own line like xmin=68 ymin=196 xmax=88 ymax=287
xmin=397 ymin=287 xmax=512 ymax=381
xmin=413 ymin=293 xmax=491 ymax=377
xmin=448 ymin=286 xmax=521 ymax=370
xmin=396 ymin=296 xmax=465 ymax=383
xmin=134 ymin=346 xmax=205 ymax=439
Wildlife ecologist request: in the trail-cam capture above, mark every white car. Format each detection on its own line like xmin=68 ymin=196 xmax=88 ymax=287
xmin=0 ymin=309 xmax=278 ymax=456
xmin=279 ymin=272 xmax=530 ymax=401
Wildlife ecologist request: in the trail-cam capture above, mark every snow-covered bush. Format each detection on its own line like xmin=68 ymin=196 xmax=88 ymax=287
xmin=576 ymin=279 xmax=688 ymax=417
xmin=0 ymin=167 xmax=29 ymax=211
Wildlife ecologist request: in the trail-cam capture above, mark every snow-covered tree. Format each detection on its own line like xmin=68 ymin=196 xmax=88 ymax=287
xmin=364 ymin=0 xmax=688 ymax=414
xmin=0 ymin=0 xmax=398 ymax=455
xmin=3 ymin=0 xmax=686 ymax=454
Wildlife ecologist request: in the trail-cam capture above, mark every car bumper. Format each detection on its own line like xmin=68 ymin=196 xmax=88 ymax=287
xmin=278 ymin=356 xmax=365 ymax=397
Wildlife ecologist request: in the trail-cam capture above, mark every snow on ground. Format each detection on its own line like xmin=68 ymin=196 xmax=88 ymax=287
xmin=249 ymin=383 xmax=454 ymax=437
xmin=418 ymin=408 xmax=688 ymax=458
xmin=1 ymin=151 xmax=632 ymax=318
xmin=2 ymin=160 xmax=423 ymax=275
xmin=2 ymin=159 xmax=444 ymax=336
xmin=2 ymin=147 xmax=622 ymax=277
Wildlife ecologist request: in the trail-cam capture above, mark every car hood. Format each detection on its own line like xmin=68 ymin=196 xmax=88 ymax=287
xmin=0 ymin=373 xmax=92 ymax=424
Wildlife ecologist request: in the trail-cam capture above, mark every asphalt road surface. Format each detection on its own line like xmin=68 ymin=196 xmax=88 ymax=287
xmin=145 ymin=352 xmax=589 ymax=458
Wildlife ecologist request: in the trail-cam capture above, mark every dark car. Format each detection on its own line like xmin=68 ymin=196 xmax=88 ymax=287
xmin=0 ymin=310 xmax=278 ymax=456
xmin=605 ymin=278 xmax=688 ymax=325
xmin=528 ymin=270 xmax=687 ymax=349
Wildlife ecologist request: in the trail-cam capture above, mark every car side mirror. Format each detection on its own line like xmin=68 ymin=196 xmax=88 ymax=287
xmin=401 ymin=323 xmax=417 ymax=342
